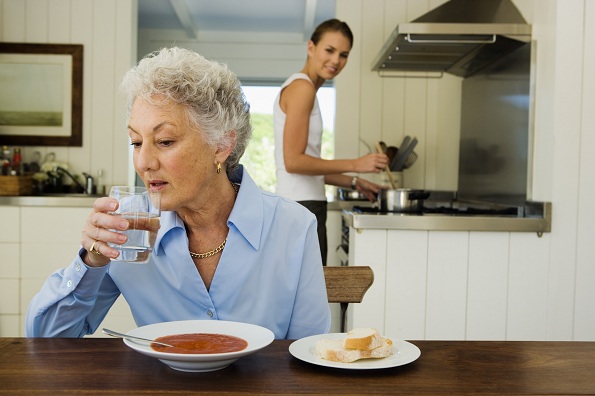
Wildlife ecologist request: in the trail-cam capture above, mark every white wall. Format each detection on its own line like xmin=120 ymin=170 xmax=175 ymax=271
xmin=337 ymin=0 xmax=595 ymax=340
xmin=0 ymin=0 xmax=137 ymax=188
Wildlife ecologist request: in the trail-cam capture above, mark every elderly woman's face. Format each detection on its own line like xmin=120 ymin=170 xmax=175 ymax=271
xmin=128 ymin=97 xmax=218 ymax=211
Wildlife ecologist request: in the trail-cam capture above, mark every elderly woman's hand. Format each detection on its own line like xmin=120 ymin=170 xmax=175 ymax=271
xmin=81 ymin=197 xmax=129 ymax=267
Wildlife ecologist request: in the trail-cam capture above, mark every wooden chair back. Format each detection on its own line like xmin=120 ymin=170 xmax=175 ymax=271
xmin=323 ymin=266 xmax=374 ymax=332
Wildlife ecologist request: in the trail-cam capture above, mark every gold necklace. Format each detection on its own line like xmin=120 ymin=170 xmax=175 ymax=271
xmin=189 ymin=238 xmax=226 ymax=259
xmin=188 ymin=181 xmax=239 ymax=259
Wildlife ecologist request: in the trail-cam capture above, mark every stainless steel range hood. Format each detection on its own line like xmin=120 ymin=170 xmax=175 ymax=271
xmin=371 ymin=0 xmax=531 ymax=77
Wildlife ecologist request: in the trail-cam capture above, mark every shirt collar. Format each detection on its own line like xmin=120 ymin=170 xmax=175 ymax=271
xmin=228 ymin=165 xmax=263 ymax=250
xmin=154 ymin=165 xmax=264 ymax=255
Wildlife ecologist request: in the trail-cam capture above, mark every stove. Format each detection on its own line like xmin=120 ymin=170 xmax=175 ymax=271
xmin=337 ymin=193 xmax=551 ymax=261
xmin=351 ymin=204 xmax=521 ymax=216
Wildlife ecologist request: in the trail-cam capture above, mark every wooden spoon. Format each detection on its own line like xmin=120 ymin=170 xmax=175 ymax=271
xmin=375 ymin=142 xmax=397 ymax=189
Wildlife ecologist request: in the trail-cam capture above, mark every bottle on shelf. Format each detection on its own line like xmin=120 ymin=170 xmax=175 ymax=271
xmin=1 ymin=146 xmax=11 ymax=176
xmin=12 ymin=148 xmax=22 ymax=175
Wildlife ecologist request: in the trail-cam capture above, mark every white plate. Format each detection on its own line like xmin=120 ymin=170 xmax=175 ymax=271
xmin=289 ymin=333 xmax=421 ymax=370
xmin=124 ymin=320 xmax=274 ymax=372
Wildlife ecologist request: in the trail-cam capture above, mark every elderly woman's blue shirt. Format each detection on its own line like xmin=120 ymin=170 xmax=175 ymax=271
xmin=26 ymin=166 xmax=331 ymax=339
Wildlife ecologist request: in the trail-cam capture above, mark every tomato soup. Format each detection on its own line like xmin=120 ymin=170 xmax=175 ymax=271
xmin=151 ymin=333 xmax=248 ymax=354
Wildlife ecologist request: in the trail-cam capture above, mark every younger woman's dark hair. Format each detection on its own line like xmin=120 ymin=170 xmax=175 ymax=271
xmin=310 ymin=18 xmax=353 ymax=48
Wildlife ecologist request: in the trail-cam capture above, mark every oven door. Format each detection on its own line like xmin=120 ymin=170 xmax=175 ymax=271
xmin=336 ymin=215 xmax=350 ymax=266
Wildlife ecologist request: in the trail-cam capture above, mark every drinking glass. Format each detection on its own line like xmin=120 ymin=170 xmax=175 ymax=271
xmin=107 ymin=186 xmax=161 ymax=263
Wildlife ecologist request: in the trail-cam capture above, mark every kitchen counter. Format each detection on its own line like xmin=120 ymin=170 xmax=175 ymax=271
xmin=0 ymin=195 xmax=102 ymax=207
xmin=327 ymin=199 xmax=375 ymax=211
xmin=2 ymin=195 xmax=552 ymax=233
xmin=342 ymin=201 xmax=551 ymax=233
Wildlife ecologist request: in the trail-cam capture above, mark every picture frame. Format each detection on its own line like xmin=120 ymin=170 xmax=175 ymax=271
xmin=0 ymin=43 xmax=83 ymax=146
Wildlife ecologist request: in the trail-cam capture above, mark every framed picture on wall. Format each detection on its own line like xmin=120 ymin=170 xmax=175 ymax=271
xmin=0 ymin=43 xmax=83 ymax=146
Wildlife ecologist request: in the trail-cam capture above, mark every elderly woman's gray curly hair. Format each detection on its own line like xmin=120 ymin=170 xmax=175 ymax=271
xmin=120 ymin=47 xmax=252 ymax=176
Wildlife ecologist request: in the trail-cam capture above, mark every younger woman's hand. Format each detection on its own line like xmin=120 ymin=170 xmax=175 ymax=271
xmin=354 ymin=177 xmax=385 ymax=202
xmin=355 ymin=153 xmax=388 ymax=173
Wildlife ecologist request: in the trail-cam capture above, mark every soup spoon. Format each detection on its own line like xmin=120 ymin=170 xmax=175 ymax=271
xmin=102 ymin=328 xmax=174 ymax=348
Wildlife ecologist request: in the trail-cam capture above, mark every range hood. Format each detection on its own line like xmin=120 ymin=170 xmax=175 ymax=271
xmin=371 ymin=0 xmax=531 ymax=77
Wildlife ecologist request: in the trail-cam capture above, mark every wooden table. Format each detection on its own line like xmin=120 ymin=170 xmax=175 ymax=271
xmin=1 ymin=338 xmax=595 ymax=395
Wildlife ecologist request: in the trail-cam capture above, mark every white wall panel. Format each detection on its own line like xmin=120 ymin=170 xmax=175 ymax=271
xmin=425 ymin=231 xmax=469 ymax=340
xmin=529 ymin=0 xmax=556 ymax=197
xmin=48 ymin=0 xmax=70 ymax=42
xmin=385 ymin=230 xmax=428 ymax=340
xmin=0 ymin=243 xmax=19 ymax=278
xmin=0 ymin=279 xmax=19 ymax=314
xmin=380 ymin=0 xmax=407 ymax=155
xmin=91 ymin=0 xmax=119 ymax=188
xmin=334 ymin=0 xmax=363 ymax=163
xmin=350 ymin=228 xmax=387 ymax=332
xmin=507 ymin=233 xmax=550 ymax=340
xmin=69 ymin=0 xmax=94 ymax=182
xmin=466 ymin=232 xmax=510 ymax=340
xmin=0 ymin=315 xmax=19 ymax=337
xmin=574 ymin=0 xmax=595 ymax=341
xmin=113 ymin=0 xmax=137 ymax=188
xmin=1 ymin=0 xmax=25 ymax=40
xmin=21 ymin=242 xmax=82 ymax=280
xmin=359 ymin=2 xmax=385 ymax=154
xmin=25 ymin=0 xmax=47 ymax=42
xmin=402 ymin=79 xmax=428 ymax=189
xmin=21 ymin=207 xmax=89 ymax=243
xmin=545 ymin=0 xmax=585 ymax=341
xmin=0 ymin=207 xmax=19 ymax=242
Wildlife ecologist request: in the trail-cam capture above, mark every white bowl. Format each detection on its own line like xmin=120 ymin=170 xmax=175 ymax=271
xmin=123 ymin=320 xmax=275 ymax=372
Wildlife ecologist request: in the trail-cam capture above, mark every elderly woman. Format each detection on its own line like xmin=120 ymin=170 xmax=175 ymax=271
xmin=26 ymin=47 xmax=330 ymax=339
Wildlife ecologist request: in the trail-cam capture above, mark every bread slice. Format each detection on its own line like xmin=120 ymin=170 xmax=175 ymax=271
xmin=316 ymin=337 xmax=393 ymax=363
xmin=343 ymin=328 xmax=383 ymax=351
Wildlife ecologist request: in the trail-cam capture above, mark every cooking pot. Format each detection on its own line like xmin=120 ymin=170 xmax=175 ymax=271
xmin=378 ymin=188 xmax=430 ymax=212
xmin=337 ymin=188 xmax=367 ymax=201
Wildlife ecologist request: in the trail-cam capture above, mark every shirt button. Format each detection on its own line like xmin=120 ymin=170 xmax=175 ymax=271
xmin=67 ymin=280 xmax=73 ymax=288
xmin=207 ymin=310 xmax=213 ymax=317
xmin=75 ymin=263 xmax=81 ymax=271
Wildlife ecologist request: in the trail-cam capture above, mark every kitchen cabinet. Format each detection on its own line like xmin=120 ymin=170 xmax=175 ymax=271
xmin=3 ymin=199 xmax=346 ymax=337
xmin=0 ymin=199 xmax=135 ymax=337
xmin=348 ymin=226 xmax=551 ymax=341
xmin=0 ymin=206 xmax=21 ymax=336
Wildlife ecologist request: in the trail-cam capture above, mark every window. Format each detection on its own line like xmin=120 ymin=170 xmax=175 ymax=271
xmin=241 ymin=85 xmax=336 ymax=194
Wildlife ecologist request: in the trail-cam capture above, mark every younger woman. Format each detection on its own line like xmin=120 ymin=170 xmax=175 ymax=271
xmin=274 ymin=19 xmax=387 ymax=264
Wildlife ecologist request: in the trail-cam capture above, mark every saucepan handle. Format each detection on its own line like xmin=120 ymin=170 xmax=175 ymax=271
xmin=408 ymin=190 xmax=430 ymax=200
